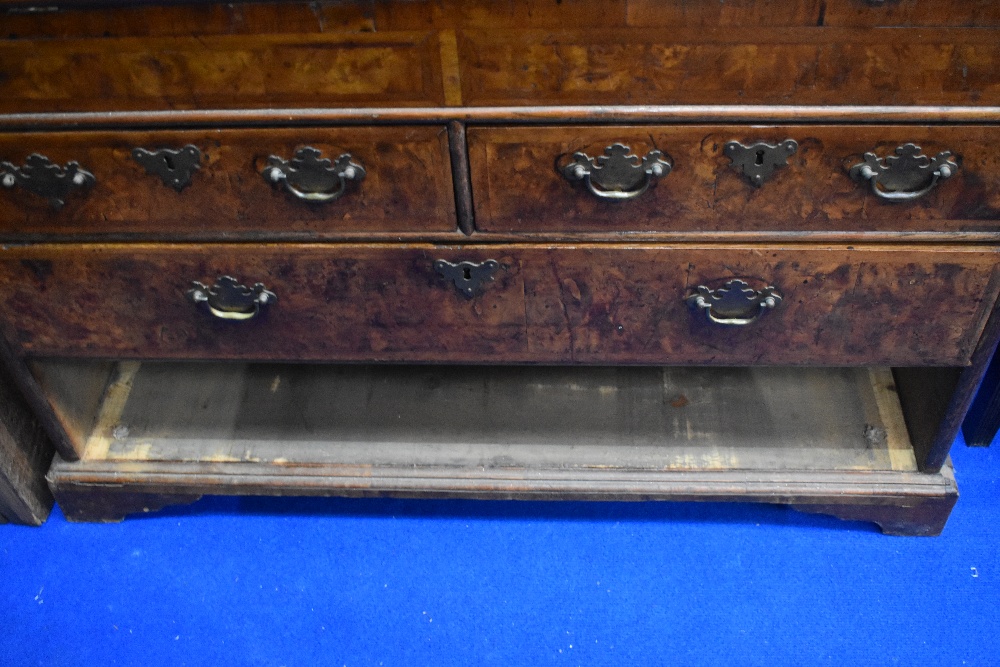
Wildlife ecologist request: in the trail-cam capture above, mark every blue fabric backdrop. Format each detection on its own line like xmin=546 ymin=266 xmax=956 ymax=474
xmin=3 ymin=433 xmax=999 ymax=666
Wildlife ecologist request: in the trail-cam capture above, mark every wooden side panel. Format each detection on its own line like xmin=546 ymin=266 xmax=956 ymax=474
xmin=0 ymin=244 xmax=527 ymax=361
xmin=457 ymin=28 xmax=1000 ymax=107
xmin=0 ymin=244 xmax=994 ymax=366
xmin=0 ymin=31 xmax=446 ymax=112
xmin=0 ymin=126 xmax=456 ymax=237
xmin=469 ymin=125 xmax=1000 ymax=234
xmin=0 ymin=366 xmax=54 ymax=525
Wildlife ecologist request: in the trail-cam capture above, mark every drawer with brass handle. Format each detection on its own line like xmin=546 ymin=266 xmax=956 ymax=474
xmin=468 ymin=125 xmax=1000 ymax=236
xmin=0 ymin=126 xmax=457 ymax=238
xmin=0 ymin=243 xmax=995 ymax=366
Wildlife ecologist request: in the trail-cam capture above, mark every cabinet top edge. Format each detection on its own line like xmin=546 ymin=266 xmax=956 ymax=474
xmin=4 ymin=105 xmax=1000 ymax=131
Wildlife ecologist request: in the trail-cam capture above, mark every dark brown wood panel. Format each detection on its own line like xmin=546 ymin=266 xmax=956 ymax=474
xmin=0 ymin=31 xmax=446 ymax=113
xmin=0 ymin=126 xmax=456 ymax=236
xmin=0 ymin=244 xmax=994 ymax=366
xmin=627 ymin=0 xmax=1000 ymax=27
xmin=469 ymin=125 xmax=1000 ymax=234
xmin=627 ymin=0 xmax=824 ymax=27
xmin=823 ymin=0 xmax=1000 ymax=27
xmin=375 ymin=0 xmax=628 ymax=30
xmin=0 ymin=244 xmax=527 ymax=361
xmin=2 ymin=1 xmax=376 ymax=39
xmin=457 ymin=28 xmax=1000 ymax=107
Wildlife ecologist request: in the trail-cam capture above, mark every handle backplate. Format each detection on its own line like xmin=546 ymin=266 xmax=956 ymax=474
xmin=1 ymin=153 xmax=95 ymax=209
xmin=187 ymin=276 xmax=276 ymax=321
xmin=262 ymin=147 xmax=365 ymax=203
xmin=848 ymin=143 xmax=957 ymax=202
xmin=686 ymin=279 xmax=782 ymax=326
xmin=562 ymin=143 xmax=672 ymax=201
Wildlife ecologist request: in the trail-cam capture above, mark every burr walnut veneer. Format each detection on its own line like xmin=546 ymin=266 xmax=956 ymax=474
xmin=1 ymin=0 xmax=999 ymax=533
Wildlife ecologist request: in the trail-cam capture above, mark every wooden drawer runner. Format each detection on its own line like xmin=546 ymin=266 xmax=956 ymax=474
xmin=469 ymin=126 xmax=1000 ymax=235
xmin=0 ymin=127 xmax=456 ymax=237
xmin=0 ymin=244 xmax=995 ymax=366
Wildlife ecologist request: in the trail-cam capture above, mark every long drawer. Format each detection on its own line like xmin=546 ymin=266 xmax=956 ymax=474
xmin=0 ymin=127 xmax=456 ymax=237
xmin=0 ymin=244 xmax=995 ymax=366
xmin=469 ymin=125 xmax=1000 ymax=235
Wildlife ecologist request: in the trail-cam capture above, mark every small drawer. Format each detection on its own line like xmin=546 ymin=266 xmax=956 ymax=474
xmin=0 ymin=126 xmax=456 ymax=237
xmin=0 ymin=244 xmax=525 ymax=361
xmin=524 ymin=245 xmax=1000 ymax=365
xmin=469 ymin=125 xmax=1000 ymax=235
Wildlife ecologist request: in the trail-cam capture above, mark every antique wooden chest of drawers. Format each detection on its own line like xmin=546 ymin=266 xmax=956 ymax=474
xmin=2 ymin=0 xmax=999 ymax=534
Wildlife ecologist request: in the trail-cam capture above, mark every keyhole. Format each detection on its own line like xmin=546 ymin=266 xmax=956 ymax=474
xmin=463 ymin=267 xmax=473 ymax=281
xmin=754 ymin=150 xmax=766 ymax=166
xmin=164 ymin=154 xmax=175 ymax=171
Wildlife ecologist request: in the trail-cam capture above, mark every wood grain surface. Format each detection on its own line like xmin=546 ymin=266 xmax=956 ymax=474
xmin=469 ymin=125 xmax=1000 ymax=234
xmin=0 ymin=31 xmax=448 ymax=113
xmin=457 ymin=28 xmax=1000 ymax=107
xmin=0 ymin=243 xmax=995 ymax=366
xmin=0 ymin=126 xmax=456 ymax=236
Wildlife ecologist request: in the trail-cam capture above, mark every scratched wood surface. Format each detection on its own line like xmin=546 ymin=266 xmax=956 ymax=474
xmin=469 ymin=125 xmax=1000 ymax=234
xmin=0 ymin=126 xmax=457 ymax=236
xmin=52 ymin=361 xmax=913 ymax=473
xmin=0 ymin=367 xmax=54 ymax=524
xmin=457 ymin=27 xmax=1000 ymax=108
xmin=0 ymin=243 xmax=995 ymax=366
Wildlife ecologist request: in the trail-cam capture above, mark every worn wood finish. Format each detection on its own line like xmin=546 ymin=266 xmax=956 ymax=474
xmin=0 ymin=369 xmax=54 ymax=525
xmin=470 ymin=125 xmax=1000 ymax=234
xmin=0 ymin=126 xmax=456 ymax=236
xmin=457 ymin=28 xmax=1000 ymax=108
xmin=0 ymin=244 xmax=527 ymax=361
xmin=0 ymin=31 xmax=448 ymax=113
xmin=46 ymin=461 xmax=960 ymax=535
xmin=628 ymin=0 xmax=1000 ymax=28
xmin=2 ymin=1 xmax=376 ymax=39
xmin=0 ymin=243 xmax=995 ymax=366
xmin=54 ymin=363 xmax=911 ymax=473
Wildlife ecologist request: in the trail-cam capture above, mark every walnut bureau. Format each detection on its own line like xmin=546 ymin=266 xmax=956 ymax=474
xmin=1 ymin=0 xmax=999 ymax=533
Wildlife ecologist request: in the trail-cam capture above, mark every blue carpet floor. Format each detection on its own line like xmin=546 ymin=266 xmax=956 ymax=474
xmin=3 ymin=435 xmax=999 ymax=666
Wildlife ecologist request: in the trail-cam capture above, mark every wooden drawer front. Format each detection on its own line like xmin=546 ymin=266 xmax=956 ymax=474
xmin=457 ymin=28 xmax=1000 ymax=107
xmin=0 ymin=245 xmax=526 ymax=361
xmin=0 ymin=32 xmax=446 ymax=113
xmin=0 ymin=127 xmax=456 ymax=237
xmin=0 ymin=244 xmax=994 ymax=366
xmin=469 ymin=126 xmax=1000 ymax=235
xmin=523 ymin=246 xmax=999 ymax=366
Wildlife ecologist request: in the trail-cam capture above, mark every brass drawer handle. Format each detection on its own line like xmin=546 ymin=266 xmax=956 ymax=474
xmin=562 ymin=143 xmax=672 ymax=201
xmin=187 ymin=276 xmax=276 ymax=321
xmin=262 ymin=147 xmax=365 ymax=203
xmin=434 ymin=259 xmax=499 ymax=298
xmin=0 ymin=153 xmax=95 ymax=209
xmin=686 ymin=279 xmax=782 ymax=326
xmin=849 ymin=143 xmax=957 ymax=202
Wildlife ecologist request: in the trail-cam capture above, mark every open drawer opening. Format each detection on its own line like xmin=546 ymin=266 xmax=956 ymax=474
xmin=30 ymin=361 xmax=921 ymax=475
